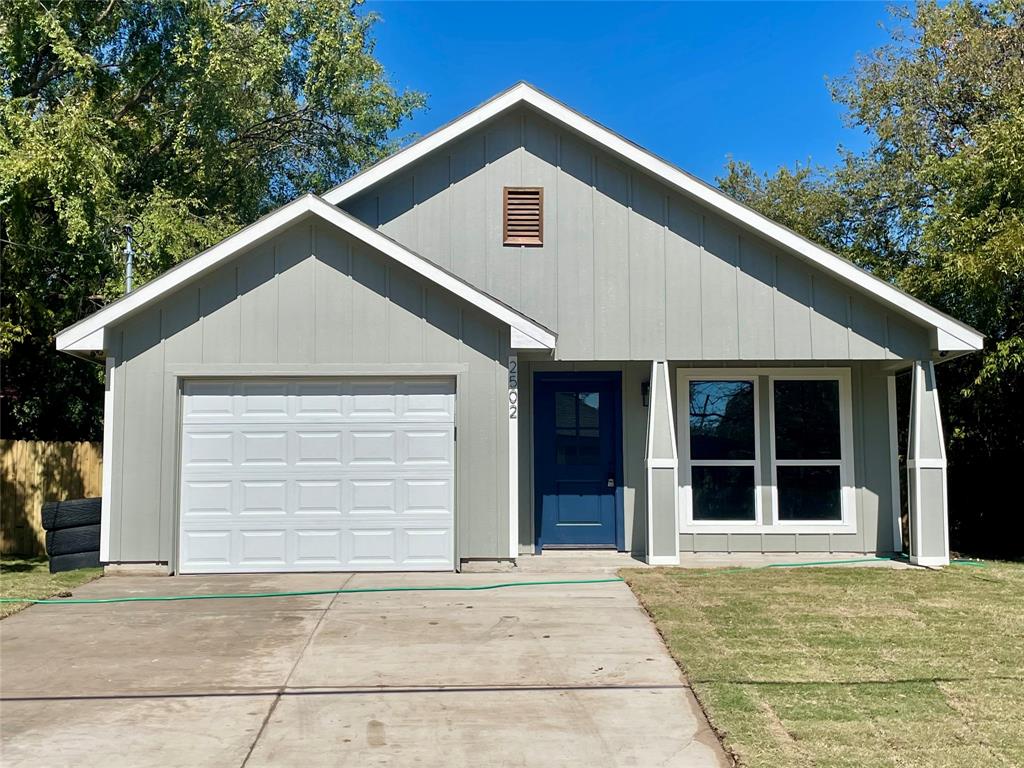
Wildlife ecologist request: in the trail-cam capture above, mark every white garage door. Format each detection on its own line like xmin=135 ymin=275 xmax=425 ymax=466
xmin=178 ymin=378 xmax=455 ymax=573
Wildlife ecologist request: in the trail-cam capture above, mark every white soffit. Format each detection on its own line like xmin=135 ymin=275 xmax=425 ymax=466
xmin=322 ymin=82 xmax=983 ymax=353
xmin=55 ymin=194 xmax=555 ymax=352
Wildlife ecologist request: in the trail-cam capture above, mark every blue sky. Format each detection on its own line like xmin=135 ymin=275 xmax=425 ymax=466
xmin=364 ymin=1 xmax=902 ymax=183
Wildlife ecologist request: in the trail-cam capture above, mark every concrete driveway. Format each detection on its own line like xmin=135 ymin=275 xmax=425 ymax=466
xmin=0 ymin=568 xmax=728 ymax=767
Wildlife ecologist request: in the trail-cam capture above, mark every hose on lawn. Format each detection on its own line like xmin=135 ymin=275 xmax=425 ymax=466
xmin=0 ymin=556 xmax=986 ymax=606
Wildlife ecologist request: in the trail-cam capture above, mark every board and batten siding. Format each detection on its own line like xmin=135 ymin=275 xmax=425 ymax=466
xmin=343 ymin=107 xmax=932 ymax=363
xmin=105 ymin=221 xmax=510 ymax=565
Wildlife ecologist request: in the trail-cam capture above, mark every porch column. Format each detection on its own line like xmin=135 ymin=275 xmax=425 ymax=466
xmin=907 ymin=360 xmax=950 ymax=567
xmin=646 ymin=361 xmax=679 ymax=565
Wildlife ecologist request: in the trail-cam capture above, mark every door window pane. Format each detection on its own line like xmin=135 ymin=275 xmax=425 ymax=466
xmin=555 ymin=391 xmax=601 ymax=465
xmin=774 ymin=380 xmax=841 ymax=460
xmin=692 ymin=466 xmax=756 ymax=521
xmin=555 ymin=391 xmax=578 ymax=429
xmin=777 ymin=466 xmax=841 ymax=520
xmin=689 ymin=381 xmax=755 ymax=460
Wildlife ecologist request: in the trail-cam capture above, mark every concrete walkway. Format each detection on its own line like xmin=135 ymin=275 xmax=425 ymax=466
xmin=0 ymin=567 xmax=728 ymax=767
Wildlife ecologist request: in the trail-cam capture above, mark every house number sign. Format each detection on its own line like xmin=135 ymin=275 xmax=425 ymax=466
xmin=508 ymin=355 xmax=519 ymax=419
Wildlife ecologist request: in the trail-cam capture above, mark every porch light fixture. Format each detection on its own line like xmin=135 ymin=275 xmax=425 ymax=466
xmin=641 ymin=380 xmax=651 ymax=407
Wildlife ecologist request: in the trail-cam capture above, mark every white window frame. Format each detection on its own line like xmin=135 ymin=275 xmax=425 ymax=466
xmin=677 ymin=367 xmax=857 ymax=535
xmin=678 ymin=371 xmax=763 ymax=531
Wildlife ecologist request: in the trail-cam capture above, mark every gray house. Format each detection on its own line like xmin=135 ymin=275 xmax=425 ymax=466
xmin=57 ymin=84 xmax=981 ymax=574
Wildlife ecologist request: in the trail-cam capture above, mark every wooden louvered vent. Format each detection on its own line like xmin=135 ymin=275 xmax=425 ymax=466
xmin=503 ymin=187 xmax=543 ymax=246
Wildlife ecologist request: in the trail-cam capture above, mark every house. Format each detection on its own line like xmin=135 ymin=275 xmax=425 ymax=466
xmin=56 ymin=83 xmax=982 ymax=574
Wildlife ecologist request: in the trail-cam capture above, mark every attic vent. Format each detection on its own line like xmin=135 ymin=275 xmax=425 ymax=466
xmin=503 ymin=187 xmax=543 ymax=246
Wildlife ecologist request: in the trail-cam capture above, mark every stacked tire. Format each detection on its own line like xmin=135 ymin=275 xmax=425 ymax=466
xmin=42 ymin=498 xmax=102 ymax=573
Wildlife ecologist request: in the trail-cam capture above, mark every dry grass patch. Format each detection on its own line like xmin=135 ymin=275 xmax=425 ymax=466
xmin=0 ymin=557 xmax=102 ymax=618
xmin=624 ymin=562 xmax=1024 ymax=768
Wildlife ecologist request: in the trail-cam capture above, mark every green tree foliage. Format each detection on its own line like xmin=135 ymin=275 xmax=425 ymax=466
xmin=1 ymin=0 xmax=422 ymax=439
xmin=718 ymin=1 xmax=1023 ymax=555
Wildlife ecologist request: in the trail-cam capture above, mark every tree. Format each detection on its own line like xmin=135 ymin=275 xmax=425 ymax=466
xmin=718 ymin=0 xmax=1023 ymax=556
xmin=1 ymin=0 xmax=423 ymax=439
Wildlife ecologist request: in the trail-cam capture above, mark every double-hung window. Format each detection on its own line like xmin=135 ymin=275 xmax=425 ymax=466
xmin=770 ymin=374 xmax=854 ymax=528
xmin=683 ymin=377 xmax=760 ymax=524
xmin=679 ymin=369 xmax=854 ymax=533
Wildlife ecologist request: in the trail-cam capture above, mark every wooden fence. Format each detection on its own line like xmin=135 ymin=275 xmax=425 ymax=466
xmin=1 ymin=440 xmax=103 ymax=556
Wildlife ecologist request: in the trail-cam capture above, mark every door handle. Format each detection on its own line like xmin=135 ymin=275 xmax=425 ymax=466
xmin=607 ymin=475 xmax=615 ymax=488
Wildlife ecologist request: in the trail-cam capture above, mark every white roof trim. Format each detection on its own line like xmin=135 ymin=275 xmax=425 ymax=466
xmin=56 ymin=194 xmax=555 ymax=352
xmin=323 ymin=82 xmax=983 ymax=353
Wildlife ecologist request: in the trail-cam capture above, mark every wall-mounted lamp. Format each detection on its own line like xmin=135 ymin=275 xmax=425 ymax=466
xmin=641 ymin=380 xmax=651 ymax=408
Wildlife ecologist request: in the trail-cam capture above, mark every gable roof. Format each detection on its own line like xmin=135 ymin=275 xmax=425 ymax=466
xmin=55 ymin=194 xmax=556 ymax=355
xmin=322 ymin=82 xmax=983 ymax=354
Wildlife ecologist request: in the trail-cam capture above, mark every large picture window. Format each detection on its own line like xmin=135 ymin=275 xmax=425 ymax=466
xmin=685 ymin=379 xmax=758 ymax=523
xmin=678 ymin=369 xmax=854 ymax=533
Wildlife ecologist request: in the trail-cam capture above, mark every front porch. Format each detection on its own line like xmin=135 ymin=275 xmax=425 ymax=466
xmin=510 ymin=357 xmax=950 ymax=567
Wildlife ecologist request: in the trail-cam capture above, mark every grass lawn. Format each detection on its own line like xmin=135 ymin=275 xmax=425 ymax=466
xmin=0 ymin=558 xmax=103 ymax=619
xmin=624 ymin=562 xmax=1024 ymax=768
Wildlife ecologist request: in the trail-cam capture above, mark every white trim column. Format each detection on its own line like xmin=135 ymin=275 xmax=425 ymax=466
xmin=507 ymin=353 xmax=519 ymax=558
xmin=645 ymin=361 xmax=680 ymax=565
xmin=887 ymin=375 xmax=904 ymax=553
xmin=907 ymin=361 xmax=950 ymax=567
xmin=99 ymin=356 xmax=115 ymax=563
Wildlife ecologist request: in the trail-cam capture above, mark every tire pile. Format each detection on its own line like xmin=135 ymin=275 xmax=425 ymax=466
xmin=41 ymin=498 xmax=102 ymax=573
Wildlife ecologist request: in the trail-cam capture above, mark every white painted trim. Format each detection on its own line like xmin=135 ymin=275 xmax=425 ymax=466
xmin=909 ymin=554 xmax=950 ymax=568
xmin=887 ymin=375 xmax=903 ymax=553
xmin=647 ymin=555 xmax=682 ymax=566
xmin=323 ymin=83 xmax=982 ymax=353
xmin=99 ymin=356 xmax=115 ymax=563
xmin=510 ymin=327 xmax=549 ymax=349
xmin=677 ymin=370 xmax=763 ymax=532
xmin=907 ymin=458 xmax=948 ymax=469
xmin=646 ymin=458 xmax=678 ymax=469
xmin=645 ymin=361 xmax=658 ymax=562
xmin=508 ymin=353 xmax=519 ymax=559
xmin=907 ymin=361 xmax=950 ymax=563
xmin=56 ymin=195 xmax=555 ymax=353
xmin=644 ymin=361 xmax=681 ymax=565
xmin=676 ymin=367 xmax=858 ymax=536
xmin=909 ymin=362 xmax=923 ymax=560
xmin=659 ymin=360 xmax=680 ymax=565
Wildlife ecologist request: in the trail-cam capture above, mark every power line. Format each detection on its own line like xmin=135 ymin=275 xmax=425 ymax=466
xmin=0 ymin=237 xmax=91 ymax=259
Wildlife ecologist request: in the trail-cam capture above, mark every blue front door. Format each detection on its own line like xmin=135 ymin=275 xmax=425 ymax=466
xmin=534 ymin=373 xmax=622 ymax=549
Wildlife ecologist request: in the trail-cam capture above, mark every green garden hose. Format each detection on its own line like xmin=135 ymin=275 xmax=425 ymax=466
xmin=0 ymin=556 xmax=985 ymax=606
xmin=0 ymin=577 xmax=625 ymax=605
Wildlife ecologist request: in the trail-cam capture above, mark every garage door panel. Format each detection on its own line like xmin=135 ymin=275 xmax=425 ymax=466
xmin=294 ymin=530 xmax=344 ymax=566
xmin=239 ymin=529 xmax=288 ymax=565
xmin=239 ymin=481 xmax=288 ymax=515
xmin=183 ymin=431 xmax=234 ymax=468
xmin=404 ymin=528 xmax=454 ymax=565
xmin=181 ymin=481 xmax=233 ymax=518
xmin=181 ymin=529 xmax=232 ymax=567
xmin=348 ymin=430 xmax=398 ymax=465
xmin=180 ymin=378 xmax=455 ymax=573
xmin=238 ymin=431 xmax=288 ymax=466
xmin=294 ymin=430 xmax=343 ymax=466
xmin=349 ymin=381 xmax=400 ymax=418
xmin=403 ymin=478 xmax=453 ymax=515
xmin=349 ymin=479 xmax=397 ymax=515
xmin=295 ymin=480 xmax=343 ymax=515
xmin=404 ymin=429 xmax=454 ymax=465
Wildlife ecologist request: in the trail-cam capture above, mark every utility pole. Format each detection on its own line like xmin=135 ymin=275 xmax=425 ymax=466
xmin=124 ymin=226 xmax=134 ymax=294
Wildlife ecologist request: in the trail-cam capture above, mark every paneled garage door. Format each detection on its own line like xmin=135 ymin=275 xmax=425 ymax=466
xmin=178 ymin=378 xmax=455 ymax=573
